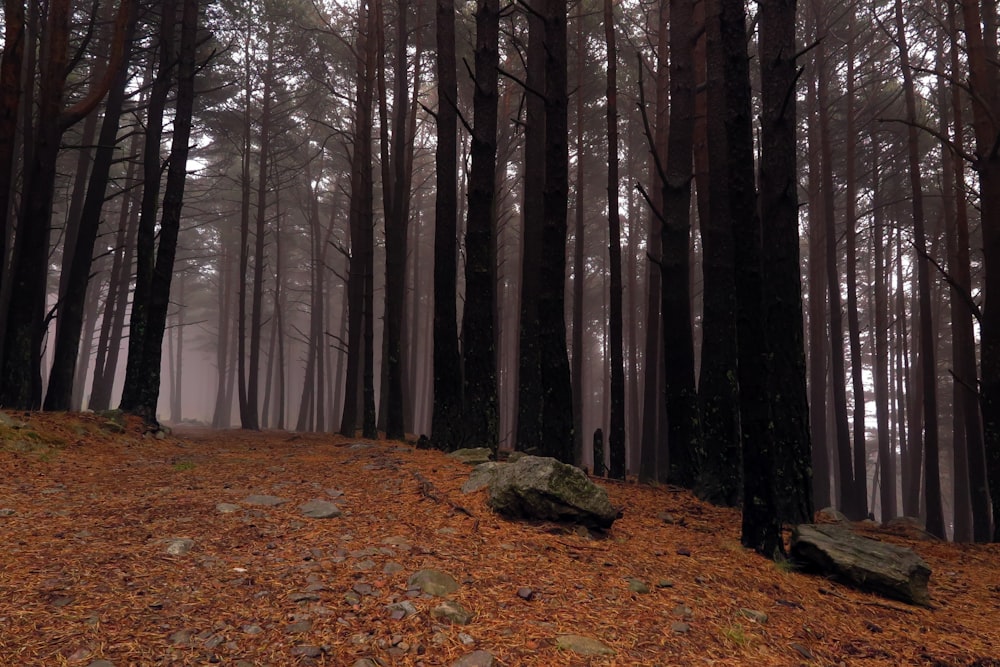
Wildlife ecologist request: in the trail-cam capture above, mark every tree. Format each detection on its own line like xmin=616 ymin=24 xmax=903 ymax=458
xmin=120 ymin=0 xmax=200 ymax=423
xmin=431 ymin=0 xmax=463 ymax=450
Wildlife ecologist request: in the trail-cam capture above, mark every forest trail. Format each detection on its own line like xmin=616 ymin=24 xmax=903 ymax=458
xmin=0 ymin=412 xmax=997 ymax=666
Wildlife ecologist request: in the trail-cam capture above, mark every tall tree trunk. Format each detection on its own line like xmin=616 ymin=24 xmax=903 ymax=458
xmin=660 ymin=0 xmax=700 ymax=487
xmin=431 ymin=0 xmax=463 ymax=449
xmin=516 ymin=7 xmax=547 ymax=454
xmin=0 ymin=0 xmax=26 ymax=311
xmin=45 ymin=1 xmax=138 ymax=410
xmin=894 ymin=0 xmax=944 ymax=538
xmin=170 ymin=272 xmax=186 ymax=423
xmin=461 ymin=0 xmax=500 ymax=451
xmin=758 ymin=0 xmax=813 ymax=530
xmin=604 ymin=0 xmax=626 ymax=480
xmin=572 ymin=13 xmax=586 ymax=467
xmin=120 ymin=0 xmax=199 ymax=423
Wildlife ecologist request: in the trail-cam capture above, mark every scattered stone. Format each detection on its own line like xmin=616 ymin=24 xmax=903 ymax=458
xmin=447 ymin=448 xmax=493 ymax=465
xmin=670 ymin=622 xmax=690 ymax=634
xmin=299 ymin=499 xmax=341 ymax=519
xmin=353 ymin=559 xmax=376 ymax=571
xmin=348 ymin=442 xmax=375 ymax=450
xmin=431 ymin=600 xmax=473 ymax=625
xmin=791 ymin=523 xmax=931 ymax=606
xmin=739 ymin=608 xmax=768 ymax=624
xmin=657 ymin=512 xmax=677 ymax=524
xmin=290 ymin=645 xmax=322 ymax=658
xmin=154 ymin=430 xmax=166 ymax=440
xmin=242 ymin=624 xmax=263 ymax=635
xmin=326 ymin=488 xmax=344 ymax=498
xmin=86 ymin=661 xmax=115 ymax=667
xmin=352 ymin=583 xmax=374 ymax=596
xmin=436 ymin=527 xmax=458 ymax=535
xmin=461 ymin=462 xmax=503 ymax=493
xmin=627 ymin=578 xmax=650 ymax=594
xmin=67 ymin=647 xmax=92 ymax=662
xmin=285 ymin=620 xmax=313 ymax=634
xmin=555 ymin=634 xmax=615 ymax=656
xmin=451 ymin=650 xmax=495 ymax=667
xmin=816 ymin=507 xmax=849 ymax=523
xmin=458 ymin=632 xmax=475 ymax=646
xmin=216 ymin=503 xmax=240 ymax=513
xmin=672 ymin=604 xmax=693 ymax=619
xmin=516 ymin=587 xmax=535 ymax=601
xmin=0 ymin=508 xmax=15 ymax=517
xmin=169 ymin=629 xmax=195 ymax=645
xmin=676 ymin=547 xmax=691 ymax=557
xmin=164 ymin=538 xmax=195 ymax=556
xmin=407 ymin=569 xmax=459 ymax=596
xmin=383 ymin=562 xmax=404 ymax=575
xmin=353 ymin=660 xmax=380 ymax=667
xmin=344 ymin=592 xmax=362 ymax=605
xmin=487 ymin=455 xmax=619 ymax=529
xmin=656 ymin=580 xmax=674 ymax=588
xmin=243 ymin=494 xmax=288 ymax=507
xmin=385 ymin=601 xmax=418 ymax=619
xmin=790 ymin=643 xmax=815 ymax=660
xmin=381 ymin=535 xmax=411 ymax=548
xmin=288 ymin=592 xmax=321 ymax=603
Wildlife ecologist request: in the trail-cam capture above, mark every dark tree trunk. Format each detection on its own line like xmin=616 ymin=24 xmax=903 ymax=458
xmin=461 ymin=0 xmax=500 ymax=450
xmin=516 ymin=7 xmax=546 ymax=454
xmin=572 ymin=14 xmax=586 ymax=466
xmin=604 ymin=0 xmax=626 ymax=481
xmin=756 ymin=0 xmax=813 ymax=535
xmin=431 ymin=0 xmax=462 ymax=449
xmin=894 ymin=0 xmax=944 ymax=539
xmin=120 ymin=0 xmax=199 ymax=424
xmin=660 ymin=0 xmax=700 ymax=487
xmin=45 ymin=2 xmax=137 ymax=411
xmin=0 ymin=0 xmax=26 ymax=312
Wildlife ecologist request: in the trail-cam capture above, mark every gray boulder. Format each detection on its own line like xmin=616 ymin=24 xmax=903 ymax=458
xmin=462 ymin=462 xmax=503 ymax=493
xmin=790 ymin=523 xmax=931 ymax=606
xmin=487 ymin=455 xmax=619 ymax=529
xmin=447 ymin=448 xmax=493 ymax=465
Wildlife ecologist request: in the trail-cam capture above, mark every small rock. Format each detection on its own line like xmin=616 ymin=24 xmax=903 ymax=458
xmin=383 ymin=562 xmax=404 ymax=575
xmin=169 ymin=629 xmax=195 ymax=645
xmin=353 ymin=559 xmax=376 ymax=571
xmin=676 ymin=547 xmax=691 ymax=557
xmin=353 ymin=660 xmax=379 ymax=667
xmin=672 ymin=604 xmax=693 ymax=618
xmin=447 ymin=447 xmax=493 ymax=465
xmin=290 ymin=645 xmax=322 ymax=658
xmin=657 ymin=512 xmax=677 ymax=524
xmin=451 ymin=650 xmax=495 ymax=667
xmin=385 ymin=600 xmax=418 ymax=619
xmin=656 ymin=580 xmax=674 ymax=588
xmin=739 ymin=608 xmax=768 ymax=624
xmin=627 ymin=578 xmax=650 ymax=594
xmin=326 ymin=488 xmax=344 ymax=498
xmin=86 ymin=661 xmax=115 ymax=667
xmin=242 ymin=624 xmax=264 ymax=635
xmin=516 ymin=587 xmax=535 ymax=601
xmin=790 ymin=643 xmax=815 ymax=660
xmin=458 ymin=632 xmax=475 ymax=646
xmin=216 ymin=503 xmax=240 ymax=513
xmin=243 ymin=494 xmax=288 ymax=507
xmin=164 ymin=538 xmax=195 ymax=556
xmin=288 ymin=592 xmax=321 ymax=603
xmin=344 ymin=592 xmax=362 ymax=605
xmin=407 ymin=569 xmax=459 ymax=596
xmin=154 ymin=430 xmax=166 ymax=440
xmin=348 ymin=442 xmax=374 ymax=450
xmin=285 ymin=620 xmax=313 ymax=634
xmin=555 ymin=635 xmax=615 ymax=656
xmin=300 ymin=499 xmax=341 ymax=519
xmin=0 ymin=508 xmax=16 ymax=517
xmin=431 ymin=600 xmax=473 ymax=625
xmin=671 ymin=622 xmax=690 ymax=634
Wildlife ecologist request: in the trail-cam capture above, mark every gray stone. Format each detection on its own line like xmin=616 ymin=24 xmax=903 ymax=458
xmin=451 ymin=650 xmax=495 ymax=667
xmin=290 ymin=645 xmax=322 ymax=657
xmin=353 ymin=660 xmax=380 ymax=667
xmin=285 ymin=620 xmax=313 ymax=634
xmin=244 ymin=494 xmax=288 ymax=507
xmin=462 ymin=462 xmax=503 ymax=493
xmin=385 ymin=600 xmax=418 ymax=619
xmin=164 ymin=538 xmax=195 ymax=556
xmin=431 ymin=600 xmax=473 ymax=625
xmin=0 ymin=411 xmax=12 ymax=426
xmin=447 ymin=448 xmax=493 ymax=465
xmin=487 ymin=455 xmax=619 ymax=529
xmin=670 ymin=622 xmax=690 ymax=634
xmin=169 ymin=629 xmax=195 ymax=645
xmin=299 ymin=499 xmax=341 ymax=519
xmin=407 ymin=569 xmax=459 ymax=596
xmin=555 ymin=634 xmax=615 ymax=656
xmin=0 ymin=508 xmax=15 ymax=517
xmin=383 ymin=562 xmax=404 ymax=575
xmin=739 ymin=608 xmax=768 ymax=624
xmin=216 ymin=503 xmax=240 ymax=513
xmin=627 ymin=578 xmax=650 ymax=594
xmin=791 ymin=523 xmax=931 ymax=606
xmin=86 ymin=661 xmax=115 ymax=667
xmin=816 ymin=507 xmax=850 ymax=523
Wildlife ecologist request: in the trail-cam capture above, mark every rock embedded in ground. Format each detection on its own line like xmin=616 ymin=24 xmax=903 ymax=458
xmin=216 ymin=503 xmax=240 ymax=513
xmin=385 ymin=600 xmax=418 ymax=619
xmin=290 ymin=645 xmax=322 ymax=657
xmin=815 ymin=507 xmax=850 ymax=523
xmin=461 ymin=462 xmax=503 ymax=493
xmin=451 ymin=650 xmax=495 ymax=667
xmin=284 ymin=619 xmax=313 ymax=634
xmin=790 ymin=523 xmax=932 ymax=606
xmin=407 ymin=569 xmax=459 ymax=596
xmin=516 ymin=587 xmax=535 ymax=601
xmin=0 ymin=508 xmax=15 ymax=517
xmin=627 ymin=578 xmax=650 ymax=594
xmin=555 ymin=634 xmax=615 ymax=656
xmin=671 ymin=622 xmax=690 ymax=634
xmin=431 ymin=600 xmax=473 ymax=625
xmin=86 ymin=661 xmax=115 ymax=667
xmin=164 ymin=538 xmax=195 ymax=556
xmin=448 ymin=448 xmax=494 ymax=465
xmin=486 ymin=455 xmax=619 ymax=529
xmin=739 ymin=608 xmax=768 ymax=624
xmin=299 ymin=499 xmax=341 ymax=519
xmin=243 ymin=494 xmax=288 ymax=507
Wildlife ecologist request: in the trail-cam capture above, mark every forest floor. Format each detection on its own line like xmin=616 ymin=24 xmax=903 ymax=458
xmin=0 ymin=411 xmax=998 ymax=667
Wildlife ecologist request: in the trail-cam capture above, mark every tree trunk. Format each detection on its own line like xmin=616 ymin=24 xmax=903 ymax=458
xmin=572 ymin=13 xmax=586 ymax=467
xmin=0 ymin=0 xmax=26 ymax=311
xmin=894 ymin=0 xmax=944 ymax=538
xmin=120 ymin=0 xmax=199 ymax=424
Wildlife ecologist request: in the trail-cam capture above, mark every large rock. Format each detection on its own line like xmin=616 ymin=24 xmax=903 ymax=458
xmin=487 ymin=456 xmax=619 ymax=529
xmin=790 ymin=523 xmax=931 ymax=606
